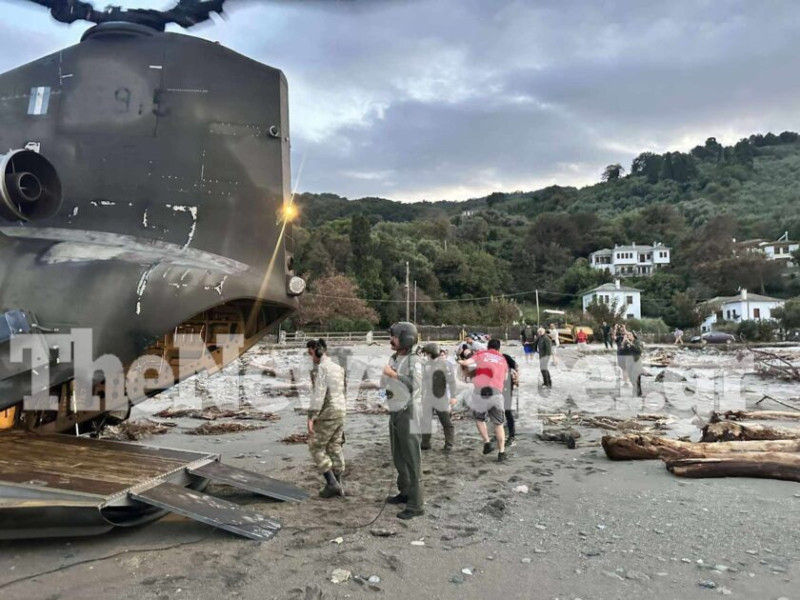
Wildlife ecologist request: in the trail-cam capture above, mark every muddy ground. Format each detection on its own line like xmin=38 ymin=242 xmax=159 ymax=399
xmin=1 ymin=343 xmax=799 ymax=600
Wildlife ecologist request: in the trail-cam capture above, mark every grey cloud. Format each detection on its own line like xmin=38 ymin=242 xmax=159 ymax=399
xmin=3 ymin=0 xmax=800 ymax=201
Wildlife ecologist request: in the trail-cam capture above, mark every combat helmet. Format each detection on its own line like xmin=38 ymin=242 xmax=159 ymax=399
xmin=421 ymin=342 xmax=439 ymax=358
xmin=388 ymin=321 xmax=418 ymax=350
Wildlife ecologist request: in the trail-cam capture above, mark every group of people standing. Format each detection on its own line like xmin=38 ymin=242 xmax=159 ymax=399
xmin=303 ymin=320 xmax=644 ymax=520
xmin=304 ymin=322 xmax=525 ymax=519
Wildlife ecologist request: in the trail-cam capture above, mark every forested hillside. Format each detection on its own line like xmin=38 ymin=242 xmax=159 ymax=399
xmin=290 ymin=132 xmax=800 ymax=331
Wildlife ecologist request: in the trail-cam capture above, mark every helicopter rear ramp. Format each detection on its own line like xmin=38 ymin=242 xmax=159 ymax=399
xmin=0 ymin=432 xmax=308 ymax=540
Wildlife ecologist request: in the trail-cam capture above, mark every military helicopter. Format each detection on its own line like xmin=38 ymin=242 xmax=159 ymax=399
xmin=0 ymin=0 xmax=308 ymax=540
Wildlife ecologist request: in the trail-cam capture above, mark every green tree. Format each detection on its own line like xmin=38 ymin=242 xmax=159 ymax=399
xmin=662 ymin=291 xmax=705 ymax=329
xmin=584 ymin=297 xmax=626 ymax=325
xmin=773 ymin=299 xmax=800 ymax=330
xmin=631 ymin=152 xmax=663 ymax=184
xmin=486 ymin=192 xmax=505 ymax=208
xmin=602 ymin=163 xmax=624 ymax=181
xmin=349 ymin=214 xmax=372 ymax=258
xmin=625 ymin=204 xmax=686 ymax=247
xmin=559 ymin=258 xmax=610 ymax=297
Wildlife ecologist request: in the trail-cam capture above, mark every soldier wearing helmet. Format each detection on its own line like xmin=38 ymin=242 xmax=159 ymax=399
xmin=419 ymin=342 xmax=458 ymax=453
xmin=380 ymin=321 xmax=424 ymax=519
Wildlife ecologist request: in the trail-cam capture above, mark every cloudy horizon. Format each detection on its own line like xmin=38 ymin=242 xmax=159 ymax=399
xmin=2 ymin=0 xmax=798 ymax=202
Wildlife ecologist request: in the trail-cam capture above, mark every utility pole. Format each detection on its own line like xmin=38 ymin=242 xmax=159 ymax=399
xmin=535 ymin=289 xmax=540 ymax=328
xmin=414 ymin=280 xmax=417 ymax=324
xmin=405 ymin=261 xmax=410 ymax=322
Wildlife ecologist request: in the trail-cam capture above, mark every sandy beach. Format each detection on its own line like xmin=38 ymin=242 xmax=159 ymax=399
xmin=1 ymin=342 xmax=798 ymax=600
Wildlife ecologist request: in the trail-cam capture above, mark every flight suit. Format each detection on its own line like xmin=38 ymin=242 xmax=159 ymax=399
xmin=381 ymin=351 xmax=424 ymax=513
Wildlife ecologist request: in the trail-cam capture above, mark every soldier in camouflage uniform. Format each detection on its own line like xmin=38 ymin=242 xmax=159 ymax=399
xmin=306 ymin=339 xmax=346 ymax=498
xmin=381 ymin=322 xmax=424 ymax=519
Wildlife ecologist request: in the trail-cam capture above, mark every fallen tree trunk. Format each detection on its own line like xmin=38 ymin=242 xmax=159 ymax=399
xmin=666 ymin=453 xmax=800 ymax=483
xmin=701 ymin=421 xmax=800 ymax=442
xmin=602 ymin=434 xmax=800 ymax=461
xmin=713 ymin=410 xmax=800 ymax=422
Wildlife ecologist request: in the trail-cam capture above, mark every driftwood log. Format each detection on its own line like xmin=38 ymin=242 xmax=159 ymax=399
xmin=700 ymin=421 xmax=800 ymax=442
xmin=602 ymin=434 xmax=800 ymax=461
xmin=712 ymin=410 xmax=800 ymax=422
xmin=666 ymin=453 xmax=800 ymax=483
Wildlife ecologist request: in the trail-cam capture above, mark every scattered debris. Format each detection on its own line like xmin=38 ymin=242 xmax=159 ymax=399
xmin=155 ymin=404 xmax=280 ymax=421
xmin=542 ymin=413 xmax=672 ymax=433
xmin=296 ymin=405 xmax=388 ymax=416
xmin=655 ymin=369 xmax=687 ymax=383
xmin=185 ymin=422 xmax=269 ymax=435
xmin=752 ymin=348 xmax=800 ymax=381
xmin=330 ymin=537 xmax=344 ymax=545
xmin=410 ymin=540 xmax=425 ymax=546
xmin=513 ymin=485 xmax=529 ymax=494
xmin=370 ymin=528 xmax=397 ymax=538
xmin=756 ymin=394 xmax=800 ymax=412
xmin=646 ymin=349 xmax=676 ymax=367
xmin=281 ymin=432 xmax=310 ymax=444
xmin=538 ymin=430 xmax=579 ymax=449
xmin=330 ymin=569 xmax=351 ymax=584
xmin=101 ymin=420 xmax=174 ymax=441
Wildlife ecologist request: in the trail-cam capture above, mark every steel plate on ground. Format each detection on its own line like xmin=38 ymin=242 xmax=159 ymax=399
xmin=188 ymin=461 xmax=310 ymax=502
xmin=130 ymin=482 xmax=281 ymax=541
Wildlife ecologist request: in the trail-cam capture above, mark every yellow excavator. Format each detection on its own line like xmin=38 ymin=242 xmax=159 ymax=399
xmin=542 ymin=310 xmax=594 ymax=344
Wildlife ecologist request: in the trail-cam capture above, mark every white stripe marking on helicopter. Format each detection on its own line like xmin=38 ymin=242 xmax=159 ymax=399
xmin=28 ymin=87 xmax=51 ymax=115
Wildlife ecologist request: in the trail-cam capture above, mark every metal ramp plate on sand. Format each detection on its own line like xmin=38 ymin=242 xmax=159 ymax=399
xmin=131 ymin=482 xmax=281 ymax=541
xmin=188 ymin=461 xmax=310 ymax=502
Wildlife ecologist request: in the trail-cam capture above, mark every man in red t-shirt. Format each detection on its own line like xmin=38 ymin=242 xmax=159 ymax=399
xmin=459 ymin=338 xmax=509 ymax=462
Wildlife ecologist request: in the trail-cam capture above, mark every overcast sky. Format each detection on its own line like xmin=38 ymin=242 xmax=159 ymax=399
xmin=2 ymin=0 xmax=799 ymax=202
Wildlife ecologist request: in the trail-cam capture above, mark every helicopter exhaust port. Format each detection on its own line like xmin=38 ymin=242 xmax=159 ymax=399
xmin=0 ymin=149 xmax=62 ymax=222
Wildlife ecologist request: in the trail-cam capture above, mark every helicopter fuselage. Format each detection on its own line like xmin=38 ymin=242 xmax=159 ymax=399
xmin=0 ymin=22 xmax=300 ymax=430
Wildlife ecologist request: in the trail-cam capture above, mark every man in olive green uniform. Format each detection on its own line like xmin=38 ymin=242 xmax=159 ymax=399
xmin=380 ymin=322 xmax=424 ymax=519
xmin=306 ymin=339 xmax=346 ymax=498
xmin=536 ymin=327 xmax=553 ymax=388
xmin=420 ymin=342 xmax=457 ymax=452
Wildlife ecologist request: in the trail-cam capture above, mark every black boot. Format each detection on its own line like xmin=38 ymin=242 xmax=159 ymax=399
xmin=386 ymin=493 xmax=408 ymax=505
xmin=320 ymin=470 xmax=344 ymax=498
